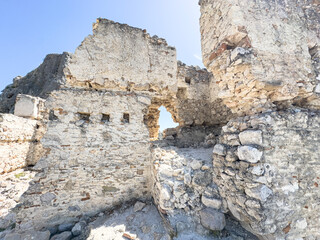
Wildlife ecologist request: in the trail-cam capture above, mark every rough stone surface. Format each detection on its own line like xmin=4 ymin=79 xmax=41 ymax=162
xmin=0 ymin=7 xmax=319 ymax=240
xmin=199 ymin=208 xmax=226 ymax=231
xmin=15 ymin=89 xmax=152 ymax=230
xmin=213 ymin=109 xmax=320 ymax=239
xmin=201 ymin=196 xmax=222 ymax=210
xmin=0 ymin=114 xmax=44 ymax=174
xmin=200 ymin=0 xmax=320 ymax=115
xmin=0 ymin=54 xmax=68 ymax=113
xmin=237 ymin=146 xmax=263 ymax=163
xmin=14 ymin=94 xmax=45 ymax=120
xmin=71 ymin=221 xmax=86 ymax=236
xmin=133 ymin=201 xmax=146 ymax=212
xmin=3 ymin=230 xmax=50 ymax=240
xmin=50 ymin=231 xmax=72 ymax=240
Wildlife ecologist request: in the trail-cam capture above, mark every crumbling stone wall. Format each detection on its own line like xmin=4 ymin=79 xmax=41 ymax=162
xmin=15 ymin=89 xmax=152 ymax=230
xmin=65 ymin=18 xmax=177 ymax=95
xmin=176 ymin=62 xmax=233 ymax=127
xmin=151 ymin=146 xmax=226 ymax=234
xmin=212 ymin=109 xmax=320 ymax=239
xmin=0 ymin=53 xmax=68 ymax=113
xmin=0 ymin=114 xmax=38 ymax=174
xmin=200 ymin=0 xmax=320 ymax=115
xmin=0 ymin=19 xmax=234 ymax=232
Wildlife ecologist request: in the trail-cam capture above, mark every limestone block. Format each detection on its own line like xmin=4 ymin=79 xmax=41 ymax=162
xmin=201 ymin=196 xmax=222 ymax=209
xmin=199 ymin=208 xmax=226 ymax=231
xmin=50 ymin=231 xmax=72 ymax=240
xmin=245 ymin=185 xmax=272 ymax=202
xmin=0 ymin=114 xmax=42 ymax=174
xmin=4 ymin=230 xmax=50 ymax=240
xmin=237 ymin=146 xmax=262 ymax=163
xmin=239 ymin=130 xmax=262 ymax=145
xmin=14 ymin=94 xmax=45 ymax=119
xmin=213 ymin=144 xmax=226 ymax=156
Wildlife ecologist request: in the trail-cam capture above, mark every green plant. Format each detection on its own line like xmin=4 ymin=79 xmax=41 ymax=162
xmin=14 ymin=172 xmax=26 ymax=179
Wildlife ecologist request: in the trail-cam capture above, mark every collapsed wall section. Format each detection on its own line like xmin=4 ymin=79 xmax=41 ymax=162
xmin=200 ymin=0 xmax=320 ymax=115
xmin=15 ymin=89 xmax=152 ymax=230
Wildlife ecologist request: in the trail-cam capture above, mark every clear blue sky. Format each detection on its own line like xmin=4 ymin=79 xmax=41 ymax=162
xmin=0 ymin=0 xmax=203 ymax=130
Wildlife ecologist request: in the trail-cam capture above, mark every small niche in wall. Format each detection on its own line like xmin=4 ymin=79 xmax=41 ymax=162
xmin=122 ymin=113 xmax=130 ymax=123
xmin=185 ymin=77 xmax=191 ymax=84
xmin=77 ymin=112 xmax=90 ymax=123
xmin=101 ymin=113 xmax=110 ymax=123
xmin=49 ymin=110 xmax=58 ymax=121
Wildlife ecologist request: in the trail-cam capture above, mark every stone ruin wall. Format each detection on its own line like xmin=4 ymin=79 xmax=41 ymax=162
xmin=212 ymin=109 xmax=320 ymax=239
xmin=0 ymin=53 xmax=68 ymax=114
xmin=199 ymin=0 xmax=320 ymax=239
xmin=0 ymin=95 xmax=47 ymax=174
xmin=16 ymin=90 xmax=153 ymax=229
xmin=0 ymin=19 xmax=233 ymax=231
xmin=0 ymin=2 xmax=318 ymax=239
xmin=200 ymin=0 xmax=320 ymax=116
xmin=0 ymin=114 xmax=38 ymax=174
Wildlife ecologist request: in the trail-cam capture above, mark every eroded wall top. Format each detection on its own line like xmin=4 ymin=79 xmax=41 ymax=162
xmin=65 ymin=19 xmax=178 ymax=95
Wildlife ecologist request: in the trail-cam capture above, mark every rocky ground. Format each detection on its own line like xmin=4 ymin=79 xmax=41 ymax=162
xmin=0 ymin=167 xmax=257 ymax=240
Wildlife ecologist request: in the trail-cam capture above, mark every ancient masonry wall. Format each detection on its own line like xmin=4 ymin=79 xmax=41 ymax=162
xmin=151 ymin=146 xmax=226 ymax=234
xmin=10 ymin=19 xmax=227 ymax=230
xmin=0 ymin=114 xmax=38 ymax=174
xmin=212 ymin=109 xmax=320 ymax=239
xmin=200 ymin=0 xmax=320 ymax=116
xmin=176 ymin=62 xmax=233 ymax=127
xmin=15 ymin=89 xmax=153 ymax=229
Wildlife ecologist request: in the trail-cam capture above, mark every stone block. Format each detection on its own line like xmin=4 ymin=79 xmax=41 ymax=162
xmin=199 ymin=208 xmax=226 ymax=231
xmin=237 ymin=146 xmax=262 ymax=163
xmin=239 ymin=130 xmax=262 ymax=145
xmin=14 ymin=94 xmax=44 ymax=119
xmin=201 ymin=196 xmax=222 ymax=209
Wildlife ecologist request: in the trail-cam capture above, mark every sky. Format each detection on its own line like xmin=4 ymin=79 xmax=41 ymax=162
xmin=0 ymin=0 xmax=203 ymax=130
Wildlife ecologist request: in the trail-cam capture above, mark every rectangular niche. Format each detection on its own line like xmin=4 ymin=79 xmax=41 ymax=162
xmin=77 ymin=112 xmax=90 ymax=123
xmin=122 ymin=113 xmax=130 ymax=123
xmin=101 ymin=113 xmax=110 ymax=123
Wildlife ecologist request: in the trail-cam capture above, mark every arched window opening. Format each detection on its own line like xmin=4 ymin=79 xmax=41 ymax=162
xmin=158 ymin=106 xmax=179 ymax=140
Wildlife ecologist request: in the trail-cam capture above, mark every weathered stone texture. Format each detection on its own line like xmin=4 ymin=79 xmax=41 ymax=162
xmin=200 ymin=0 xmax=320 ymax=115
xmin=0 ymin=114 xmax=40 ymax=174
xmin=176 ymin=61 xmax=233 ymax=126
xmin=213 ymin=109 xmax=320 ymax=239
xmin=151 ymin=146 xmax=224 ymax=234
xmin=15 ymin=89 xmax=152 ymax=230
xmin=14 ymin=94 xmax=46 ymax=120
xmin=0 ymin=53 xmax=68 ymax=113
xmin=65 ymin=18 xmax=177 ymax=95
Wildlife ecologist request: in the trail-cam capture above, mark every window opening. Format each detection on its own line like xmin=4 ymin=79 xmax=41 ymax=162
xmin=158 ymin=106 xmax=179 ymax=139
xmin=77 ymin=112 xmax=90 ymax=123
xmin=101 ymin=113 xmax=110 ymax=123
xmin=122 ymin=113 xmax=130 ymax=123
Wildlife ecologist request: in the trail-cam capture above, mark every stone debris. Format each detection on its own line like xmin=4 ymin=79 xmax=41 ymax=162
xmin=3 ymin=230 xmax=50 ymax=240
xmin=133 ymin=202 xmax=146 ymax=212
xmin=50 ymin=231 xmax=72 ymax=240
